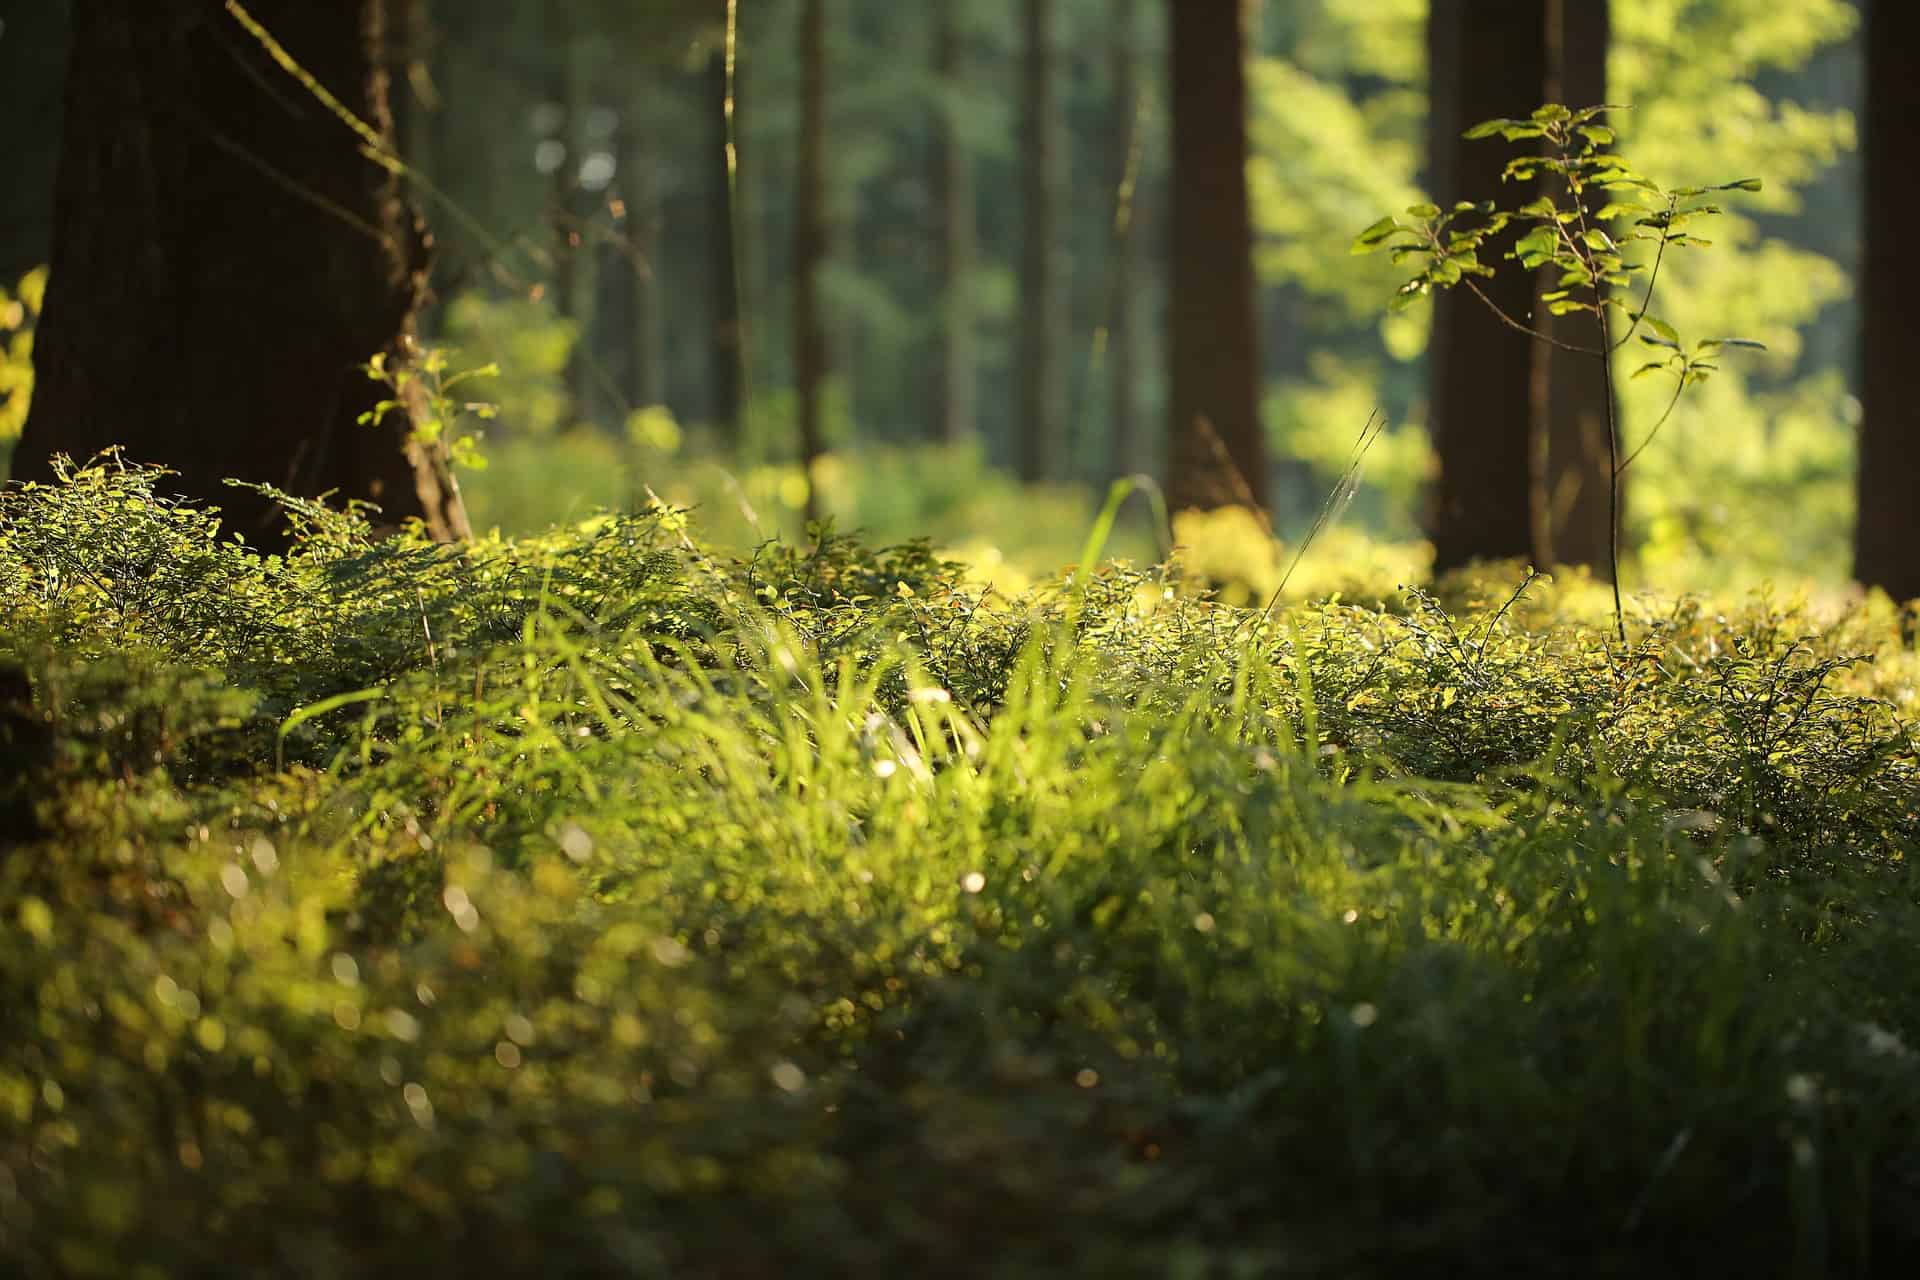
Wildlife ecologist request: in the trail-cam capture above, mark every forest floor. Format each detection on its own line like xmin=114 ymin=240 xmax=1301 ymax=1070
xmin=3 ymin=460 xmax=1918 ymax=1276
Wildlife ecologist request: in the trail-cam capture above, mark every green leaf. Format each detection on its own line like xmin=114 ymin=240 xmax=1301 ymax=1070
xmin=1405 ymin=203 xmax=1441 ymax=219
xmin=1717 ymin=337 xmax=1768 ymax=350
xmin=1630 ymin=362 xmax=1668 ymax=380
xmin=1511 ymin=227 xmax=1560 ymax=268
xmin=1719 ymin=178 xmax=1764 ymax=192
xmin=1514 ymin=227 xmax=1559 ymax=255
xmin=1351 ymin=216 xmax=1403 ymax=254
xmin=1595 ymin=170 xmax=1657 ymax=190
xmin=1643 ymin=316 xmax=1680 ymax=346
xmin=1463 ymin=118 xmax=1514 ymax=139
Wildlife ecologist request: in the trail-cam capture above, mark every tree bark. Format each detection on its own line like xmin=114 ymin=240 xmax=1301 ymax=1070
xmin=1855 ymin=0 xmax=1920 ymax=606
xmin=794 ymin=0 xmax=828 ymax=523
xmin=1017 ymin=0 xmax=1066 ymax=486
xmin=1426 ymin=0 xmax=1546 ymax=572
xmin=14 ymin=0 xmax=466 ymax=549
xmin=1531 ymin=0 xmax=1614 ymax=575
xmin=931 ymin=5 xmax=976 ymax=447
xmin=1167 ymin=0 xmax=1267 ymax=514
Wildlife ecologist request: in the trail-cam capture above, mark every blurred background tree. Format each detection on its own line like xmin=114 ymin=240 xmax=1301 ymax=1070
xmin=0 ymin=0 xmax=1889 ymax=600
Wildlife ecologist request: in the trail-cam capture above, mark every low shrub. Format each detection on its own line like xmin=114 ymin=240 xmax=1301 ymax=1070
xmin=1 ymin=460 xmax=1916 ymax=1276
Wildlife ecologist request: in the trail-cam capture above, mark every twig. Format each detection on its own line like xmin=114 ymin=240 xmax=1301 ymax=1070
xmin=1461 ymin=276 xmax=1602 ymax=356
xmin=1611 ymin=196 xmax=1675 ymax=353
xmin=1615 ymin=379 xmax=1687 ymax=476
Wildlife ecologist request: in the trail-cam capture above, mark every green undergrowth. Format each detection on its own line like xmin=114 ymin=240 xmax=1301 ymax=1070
xmin=2 ymin=460 xmax=1919 ymax=1277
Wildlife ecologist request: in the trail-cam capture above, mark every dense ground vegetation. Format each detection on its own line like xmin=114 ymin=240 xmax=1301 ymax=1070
xmin=2 ymin=460 xmax=1917 ymax=1276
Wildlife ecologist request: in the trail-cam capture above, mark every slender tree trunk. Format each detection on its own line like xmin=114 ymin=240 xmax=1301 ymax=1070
xmin=1266 ymin=286 xmax=1315 ymax=513
xmin=390 ymin=0 xmax=429 ymax=177
xmin=1167 ymin=0 xmax=1267 ymax=514
xmin=794 ymin=0 xmax=828 ymax=523
xmin=931 ymin=5 xmax=976 ymax=447
xmin=14 ymin=0 xmax=466 ymax=549
xmin=548 ymin=5 xmax=587 ymax=430
xmin=393 ymin=0 xmax=448 ymax=340
xmin=706 ymin=46 xmax=743 ymax=445
xmin=1107 ymin=0 xmax=1141 ymax=483
xmin=616 ymin=111 xmax=663 ymax=412
xmin=1531 ymin=0 xmax=1613 ymax=575
xmin=1426 ymin=0 xmax=1546 ymax=572
xmin=1017 ymin=0 xmax=1065 ymax=486
xmin=1856 ymin=0 xmax=1920 ymax=606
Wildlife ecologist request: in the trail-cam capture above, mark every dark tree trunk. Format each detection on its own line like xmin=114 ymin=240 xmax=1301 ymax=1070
xmin=1167 ymin=0 xmax=1267 ymax=514
xmin=1531 ymin=0 xmax=1613 ymax=575
xmin=1107 ymin=0 xmax=1141 ymax=483
xmin=1426 ymin=0 xmax=1546 ymax=573
xmin=931 ymin=5 xmax=976 ymax=447
xmin=14 ymin=0 xmax=465 ymax=550
xmin=1856 ymin=0 xmax=1920 ymax=606
xmin=706 ymin=46 xmax=743 ymax=445
xmin=1017 ymin=0 xmax=1065 ymax=486
xmin=794 ymin=0 xmax=828 ymax=523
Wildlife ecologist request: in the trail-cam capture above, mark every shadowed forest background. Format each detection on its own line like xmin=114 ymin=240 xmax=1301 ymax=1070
xmin=1 ymin=0 xmax=1905 ymax=605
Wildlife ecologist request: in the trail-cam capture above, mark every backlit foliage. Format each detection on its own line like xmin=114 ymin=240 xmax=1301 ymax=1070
xmin=2 ymin=461 xmax=1917 ymax=1274
xmin=0 ymin=267 xmax=44 ymax=442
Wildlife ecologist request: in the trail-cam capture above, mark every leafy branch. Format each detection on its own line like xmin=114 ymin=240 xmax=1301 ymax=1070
xmin=360 ymin=346 xmax=501 ymax=475
xmin=1355 ymin=103 xmax=1765 ymax=644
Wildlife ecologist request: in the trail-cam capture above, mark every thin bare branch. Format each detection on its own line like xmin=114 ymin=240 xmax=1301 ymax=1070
xmin=1615 ymin=378 xmax=1687 ymax=475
